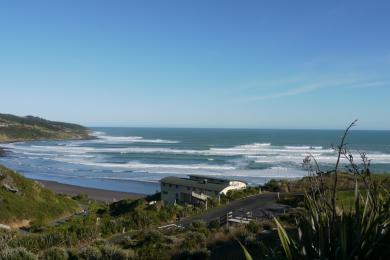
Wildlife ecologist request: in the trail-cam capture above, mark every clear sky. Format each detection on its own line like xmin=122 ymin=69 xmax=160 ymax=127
xmin=1 ymin=1 xmax=389 ymax=129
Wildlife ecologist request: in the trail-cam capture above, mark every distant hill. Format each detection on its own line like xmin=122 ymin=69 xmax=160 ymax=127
xmin=0 ymin=113 xmax=90 ymax=142
xmin=0 ymin=165 xmax=79 ymax=227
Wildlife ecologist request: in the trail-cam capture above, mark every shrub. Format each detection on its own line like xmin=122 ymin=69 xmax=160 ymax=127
xmin=136 ymin=244 xmax=170 ymax=260
xmin=39 ymin=247 xmax=68 ymax=260
xmin=181 ymin=231 xmax=207 ymax=250
xmin=245 ymin=221 xmax=260 ymax=234
xmin=109 ymin=199 xmax=141 ymax=216
xmin=72 ymin=193 xmax=88 ymax=203
xmin=0 ymin=247 xmax=37 ymax=260
xmin=208 ymin=219 xmax=220 ymax=230
xmin=188 ymin=221 xmax=209 ymax=236
xmin=100 ymin=244 xmax=128 ymax=260
xmin=172 ymin=249 xmax=211 ymax=260
xmin=262 ymin=179 xmax=281 ymax=192
xmin=220 ymin=187 xmax=260 ymax=204
xmin=136 ymin=230 xmax=166 ymax=247
xmin=77 ymin=246 xmax=102 ymax=260
xmin=135 ymin=230 xmax=171 ymax=259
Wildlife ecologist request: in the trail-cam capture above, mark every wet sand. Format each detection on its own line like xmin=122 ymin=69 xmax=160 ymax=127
xmin=35 ymin=179 xmax=145 ymax=202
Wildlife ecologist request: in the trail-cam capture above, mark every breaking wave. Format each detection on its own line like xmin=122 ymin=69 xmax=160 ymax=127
xmin=2 ymin=129 xmax=390 ymax=189
xmin=92 ymin=131 xmax=180 ymax=144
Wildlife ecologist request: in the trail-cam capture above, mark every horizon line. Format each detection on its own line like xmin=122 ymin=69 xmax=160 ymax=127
xmin=85 ymin=125 xmax=390 ymax=131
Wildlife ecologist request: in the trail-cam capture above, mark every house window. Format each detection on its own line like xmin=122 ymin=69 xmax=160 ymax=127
xmin=169 ymin=184 xmax=172 ymax=188
xmin=163 ymin=191 xmax=168 ymax=194
xmin=187 ymin=187 xmax=190 ymax=191
xmin=176 ymin=185 xmax=178 ymax=189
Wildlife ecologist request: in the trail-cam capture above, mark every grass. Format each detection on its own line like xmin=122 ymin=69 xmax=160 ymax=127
xmin=263 ymin=173 xmax=390 ymax=193
xmin=0 ymin=165 xmax=79 ymax=226
xmin=0 ymin=113 xmax=90 ymax=142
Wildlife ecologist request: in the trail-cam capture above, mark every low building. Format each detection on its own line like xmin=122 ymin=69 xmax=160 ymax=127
xmin=160 ymin=175 xmax=247 ymax=205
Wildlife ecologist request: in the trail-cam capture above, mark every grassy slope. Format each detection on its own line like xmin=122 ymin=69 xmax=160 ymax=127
xmin=0 ymin=165 xmax=79 ymax=226
xmin=263 ymin=173 xmax=390 ymax=193
xmin=0 ymin=113 xmax=90 ymax=142
xmin=274 ymin=174 xmax=390 ymax=210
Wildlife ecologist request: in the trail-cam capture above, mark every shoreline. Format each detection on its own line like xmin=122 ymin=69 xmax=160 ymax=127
xmin=0 ymin=135 xmax=149 ymax=202
xmin=35 ymin=179 xmax=145 ymax=202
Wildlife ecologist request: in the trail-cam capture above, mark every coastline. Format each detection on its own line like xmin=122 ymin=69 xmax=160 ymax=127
xmin=34 ymin=179 xmax=145 ymax=202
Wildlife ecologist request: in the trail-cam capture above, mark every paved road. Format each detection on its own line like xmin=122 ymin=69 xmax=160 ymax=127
xmin=178 ymin=192 xmax=288 ymax=226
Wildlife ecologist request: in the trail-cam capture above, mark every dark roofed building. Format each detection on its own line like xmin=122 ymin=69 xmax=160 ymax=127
xmin=160 ymin=175 xmax=247 ymax=205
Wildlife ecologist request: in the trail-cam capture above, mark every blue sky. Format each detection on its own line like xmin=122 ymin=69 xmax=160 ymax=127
xmin=0 ymin=1 xmax=389 ymax=129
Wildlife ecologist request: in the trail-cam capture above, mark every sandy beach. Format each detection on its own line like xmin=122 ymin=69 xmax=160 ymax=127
xmin=36 ymin=179 xmax=145 ymax=202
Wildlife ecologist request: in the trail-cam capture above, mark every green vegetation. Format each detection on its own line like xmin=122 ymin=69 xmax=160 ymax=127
xmin=263 ymin=173 xmax=390 ymax=193
xmin=1 ymin=171 xmax=388 ymax=259
xmin=274 ymin=181 xmax=390 ymax=259
xmin=0 ymin=113 xmax=90 ymax=142
xmin=1 ymin=121 xmax=389 ymax=259
xmin=221 ymin=187 xmax=260 ymax=202
xmin=0 ymin=165 xmax=79 ymax=227
xmin=243 ymin=121 xmax=390 ymax=259
xmin=0 ymin=174 xmax=274 ymax=259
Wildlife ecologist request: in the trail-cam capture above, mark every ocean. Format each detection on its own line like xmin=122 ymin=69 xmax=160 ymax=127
xmin=1 ymin=128 xmax=390 ymax=194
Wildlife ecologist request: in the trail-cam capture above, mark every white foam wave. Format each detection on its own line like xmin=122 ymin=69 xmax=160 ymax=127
xmin=5 ymin=141 xmax=390 ymax=165
xmin=284 ymin=145 xmax=323 ymax=150
xmin=92 ymin=131 xmax=180 ymax=144
xmin=53 ymin=157 xmax=235 ymax=174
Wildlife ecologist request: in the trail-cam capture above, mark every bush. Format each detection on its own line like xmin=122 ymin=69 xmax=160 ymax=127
xmin=136 ymin=244 xmax=170 ymax=260
xmin=0 ymin=247 xmax=37 ymax=260
xmin=100 ymin=244 xmax=128 ymax=260
xmin=172 ymin=249 xmax=211 ymax=260
xmin=188 ymin=221 xmax=209 ymax=236
xmin=220 ymin=187 xmax=260 ymax=204
xmin=262 ymin=179 xmax=281 ymax=192
xmin=39 ymin=247 xmax=68 ymax=260
xmin=208 ymin=219 xmax=220 ymax=230
xmin=181 ymin=232 xmax=207 ymax=251
xmin=135 ymin=230 xmax=171 ymax=259
xmin=136 ymin=230 xmax=166 ymax=247
xmin=72 ymin=193 xmax=88 ymax=203
xmin=77 ymin=246 xmax=102 ymax=260
xmin=109 ymin=199 xmax=141 ymax=216
xmin=246 ymin=220 xmax=260 ymax=234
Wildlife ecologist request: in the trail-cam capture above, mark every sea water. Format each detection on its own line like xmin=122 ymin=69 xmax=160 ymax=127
xmin=1 ymin=128 xmax=390 ymax=194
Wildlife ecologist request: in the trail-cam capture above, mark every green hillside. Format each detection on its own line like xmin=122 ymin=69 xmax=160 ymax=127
xmin=0 ymin=165 xmax=79 ymax=227
xmin=0 ymin=113 xmax=90 ymax=142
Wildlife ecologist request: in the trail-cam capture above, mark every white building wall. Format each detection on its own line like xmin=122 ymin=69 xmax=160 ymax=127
xmin=220 ymin=181 xmax=247 ymax=195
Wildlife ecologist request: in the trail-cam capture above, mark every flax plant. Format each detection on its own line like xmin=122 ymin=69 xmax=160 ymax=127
xmin=274 ymin=120 xmax=390 ymax=259
xmin=240 ymin=121 xmax=390 ymax=259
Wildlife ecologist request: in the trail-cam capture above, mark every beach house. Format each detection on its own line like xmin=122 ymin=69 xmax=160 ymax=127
xmin=160 ymin=175 xmax=247 ymax=205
